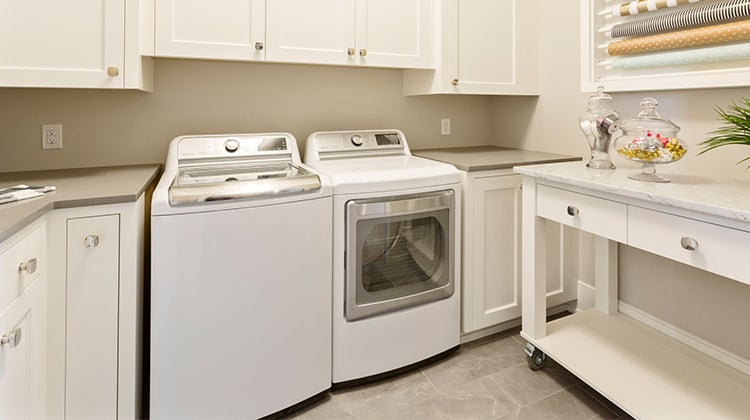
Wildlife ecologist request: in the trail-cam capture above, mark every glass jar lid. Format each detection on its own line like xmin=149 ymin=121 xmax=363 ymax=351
xmin=619 ymin=97 xmax=680 ymax=138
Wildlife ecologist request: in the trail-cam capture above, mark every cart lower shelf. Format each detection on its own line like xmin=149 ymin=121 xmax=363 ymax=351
xmin=521 ymin=309 xmax=750 ymax=418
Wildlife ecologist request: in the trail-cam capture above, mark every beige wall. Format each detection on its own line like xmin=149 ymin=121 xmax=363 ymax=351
xmin=491 ymin=3 xmax=750 ymax=359
xmin=0 ymin=58 xmax=493 ymax=172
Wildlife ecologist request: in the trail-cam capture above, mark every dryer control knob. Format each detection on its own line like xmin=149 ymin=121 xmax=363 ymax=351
xmin=350 ymin=135 xmax=364 ymax=147
xmin=225 ymin=139 xmax=240 ymax=152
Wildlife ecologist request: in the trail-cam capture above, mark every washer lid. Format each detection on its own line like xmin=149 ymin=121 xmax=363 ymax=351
xmin=168 ymin=163 xmax=322 ymax=206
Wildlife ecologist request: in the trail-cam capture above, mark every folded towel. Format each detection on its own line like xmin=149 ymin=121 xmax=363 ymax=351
xmin=0 ymin=184 xmax=56 ymax=205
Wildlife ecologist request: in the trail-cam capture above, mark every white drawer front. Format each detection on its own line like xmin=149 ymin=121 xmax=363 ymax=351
xmin=628 ymin=206 xmax=750 ymax=285
xmin=537 ymin=185 xmax=627 ymax=242
xmin=0 ymin=224 xmax=43 ymax=314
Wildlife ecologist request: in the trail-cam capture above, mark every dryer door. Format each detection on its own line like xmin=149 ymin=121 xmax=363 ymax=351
xmin=345 ymin=190 xmax=455 ymax=321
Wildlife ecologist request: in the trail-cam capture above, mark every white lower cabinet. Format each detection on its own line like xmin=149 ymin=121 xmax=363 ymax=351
xmin=65 ymin=215 xmax=120 ymax=418
xmin=0 ymin=274 xmax=47 ymax=420
xmin=46 ymin=197 xmax=145 ymax=419
xmin=0 ymin=220 xmax=47 ymax=420
xmin=462 ymin=170 xmax=576 ymax=334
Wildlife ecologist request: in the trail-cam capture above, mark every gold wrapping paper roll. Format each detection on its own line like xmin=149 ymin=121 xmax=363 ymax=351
xmin=607 ymin=19 xmax=750 ymax=56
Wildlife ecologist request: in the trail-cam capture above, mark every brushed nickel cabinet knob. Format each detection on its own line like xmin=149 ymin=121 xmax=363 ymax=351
xmin=17 ymin=258 xmax=37 ymax=275
xmin=1 ymin=328 xmax=22 ymax=348
xmin=347 ymin=48 xmax=355 ymax=56
xmin=255 ymin=42 xmax=264 ymax=51
xmin=451 ymin=78 xmax=459 ymax=86
xmin=359 ymin=48 xmax=367 ymax=57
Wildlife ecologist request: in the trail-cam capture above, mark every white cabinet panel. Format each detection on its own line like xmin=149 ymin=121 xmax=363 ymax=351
xmin=464 ymin=174 xmax=522 ymax=331
xmin=156 ymin=0 xmax=266 ymax=61
xmin=0 ymin=271 xmax=46 ymax=420
xmin=266 ymin=0 xmax=356 ymax=66
xmin=404 ymin=0 xmax=539 ymax=95
xmin=356 ymin=0 xmax=431 ymax=68
xmin=0 ymin=0 xmax=125 ymax=88
xmin=65 ymin=214 xmax=120 ymax=419
xmin=456 ymin=0 xmax=514 ymax=89
xmin=0 ymin=224 xmax=43 ymax=314
xmin=462 ymin=171 xmax=576 ymax=335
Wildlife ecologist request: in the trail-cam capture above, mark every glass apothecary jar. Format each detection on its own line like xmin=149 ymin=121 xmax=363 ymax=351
xmin=614 ymin=97 xmax=687 ymax=182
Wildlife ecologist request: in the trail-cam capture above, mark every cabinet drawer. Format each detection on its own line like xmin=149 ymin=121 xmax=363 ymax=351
xmin=537 ymin=185 xmax=627 ymax=242
xmin=0 ymin=224 xmax=43 ymax=314
xmin=628 ymin=206 xmax=750 ymax=285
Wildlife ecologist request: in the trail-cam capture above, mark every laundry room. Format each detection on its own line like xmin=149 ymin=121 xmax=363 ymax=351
xmin=2 ymin=1 xmax=750 ymax=418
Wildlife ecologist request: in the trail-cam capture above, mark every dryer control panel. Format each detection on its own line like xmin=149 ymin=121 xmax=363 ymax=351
xmin=306 ymin=130 xmax=410 ymax=161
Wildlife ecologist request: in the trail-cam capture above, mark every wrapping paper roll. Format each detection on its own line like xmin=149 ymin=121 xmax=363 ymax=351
xmin=607 ymin=19 xmax=750 ymax=56
xmin=610 ymin=42 xmax=750 ymax=69
xmin=611 ymin=0 xmax=750 ymax=38
xmin=611 ymin=0 xmax=700 ymax=18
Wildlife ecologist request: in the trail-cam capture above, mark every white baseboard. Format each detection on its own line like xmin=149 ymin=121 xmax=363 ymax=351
xmin=460 ymin=302 xmax=575 ymax=344
xmin=619 ymin=302 xmax=750 ymax=377
xmin=576 ymin=281 xmax=595 ymax=312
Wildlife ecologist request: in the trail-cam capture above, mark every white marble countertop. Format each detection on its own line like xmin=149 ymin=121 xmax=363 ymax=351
xmin=514 ymin=161 xmax=750 ymax=224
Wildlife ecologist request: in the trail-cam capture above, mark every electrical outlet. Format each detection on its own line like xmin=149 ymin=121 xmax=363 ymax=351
xmin=441 ymin=118 xmax=451 ymax=136
xmin=42 ymin=124 xmax=63 ymax=149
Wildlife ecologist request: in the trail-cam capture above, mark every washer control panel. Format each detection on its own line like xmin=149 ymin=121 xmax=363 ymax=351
xmin=177 ymin=134 xmax=291 ymax=161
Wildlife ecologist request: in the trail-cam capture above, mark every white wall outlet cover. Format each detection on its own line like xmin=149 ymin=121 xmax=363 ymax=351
xmin=42 ymin=124 xmax=63 ymax=149
xmin=441 ymin=118 xmax=451 ymax=135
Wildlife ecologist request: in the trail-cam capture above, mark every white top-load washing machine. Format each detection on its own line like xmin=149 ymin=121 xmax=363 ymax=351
xmin=304 ymin=129 xmax=461 ymax=386
xmin=151 ymin=133 xmax=332 ymax=418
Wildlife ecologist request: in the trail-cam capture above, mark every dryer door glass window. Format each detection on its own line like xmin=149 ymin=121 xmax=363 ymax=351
xmin=345 ymin=190 xmax=455 ymax=321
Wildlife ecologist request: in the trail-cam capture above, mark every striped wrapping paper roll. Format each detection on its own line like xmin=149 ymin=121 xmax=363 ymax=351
xmin=607 ymin=19 xmax=750 ymax=55
xmin=610 ymin=0 xmax=700 ymax=17
xmin=610 ymin=42 xmax=750 ymax=68
xmin=611 ymin=0 xmax=750 ymax=38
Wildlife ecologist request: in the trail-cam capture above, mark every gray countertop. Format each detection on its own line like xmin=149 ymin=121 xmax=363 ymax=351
xmin=413 ymin=146 xmax=580 ymax=172
xmin=0 ymin=164 xmax=161 ymax=242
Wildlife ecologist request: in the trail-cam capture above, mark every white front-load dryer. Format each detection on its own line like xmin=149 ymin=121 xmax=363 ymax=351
xmin=305 ymin=129 xmax=461 ymax=386
xmin=150 ymin=133 xmax=332 ymax=418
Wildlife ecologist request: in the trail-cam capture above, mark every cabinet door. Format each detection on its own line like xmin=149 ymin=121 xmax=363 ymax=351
xmin=65 ymin=215 xmax=119 ymax=419
xmin=155 ymin=0 xmax=266 ymax=61
xmin=355 ymin=0 xmax=431 ymax=68
xmin=454 ymin=0 xmax=538 ymax=94
xmin=266 ymin=0 xmax=356 ymax=65
xmin=0 ymin=0 xmax=125 ymax=88
xmin=0 ymin=276 xmax=46 ymax=420
xmin=464 ymin=174 xmax=522 ymax=332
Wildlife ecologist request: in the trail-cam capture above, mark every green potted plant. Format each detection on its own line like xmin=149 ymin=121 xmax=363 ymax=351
xmin=698 ymin=97 xmax=750 ymax=168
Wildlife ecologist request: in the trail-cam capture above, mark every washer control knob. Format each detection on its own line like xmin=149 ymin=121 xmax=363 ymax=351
xmin=225 ymin=139 xmax=240 ymax=152
xmin=350 ymin=135 xmax=364 ymax=147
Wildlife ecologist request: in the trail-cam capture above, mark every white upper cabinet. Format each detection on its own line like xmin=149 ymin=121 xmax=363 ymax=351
xmin=265 ymin=0 xmax=355 ymax=66
xmin=404 ymin=0 xmax=539 ymax=95
xmin=0 ymin=0 xmax=153 ymax=90
xmin=265 ymin=0 xmax=431 ymax=68
xmin=155 ymin=0 xmax=266 ymax=61
xmin=355 ymin=0 xmax=431 ymax=68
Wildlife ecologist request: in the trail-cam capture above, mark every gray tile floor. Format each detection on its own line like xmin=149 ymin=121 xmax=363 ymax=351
xmin=292 ymin=330 xmax=630 ymax=419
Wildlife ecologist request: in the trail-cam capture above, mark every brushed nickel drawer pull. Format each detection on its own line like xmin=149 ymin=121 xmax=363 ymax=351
xmin=1 ymin=328 xmax=22 ymax=348
xmin=18 ymin=258 xmax=38 ymax=275
xmin=567 ymin=206 xmax=579 ymax=216
xmin=681 ymin=236 xmax=698 ymax=251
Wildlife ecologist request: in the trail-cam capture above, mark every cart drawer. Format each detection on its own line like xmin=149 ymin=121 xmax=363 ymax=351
xmin=628 ymin=206 xmax=750 ymax=285
xmin=537 ymin=185 xmax=627 ymax=242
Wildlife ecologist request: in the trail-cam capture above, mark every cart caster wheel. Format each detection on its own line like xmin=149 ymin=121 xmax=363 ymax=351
xmin=524 ymin=343 xmax=547 ymax=371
